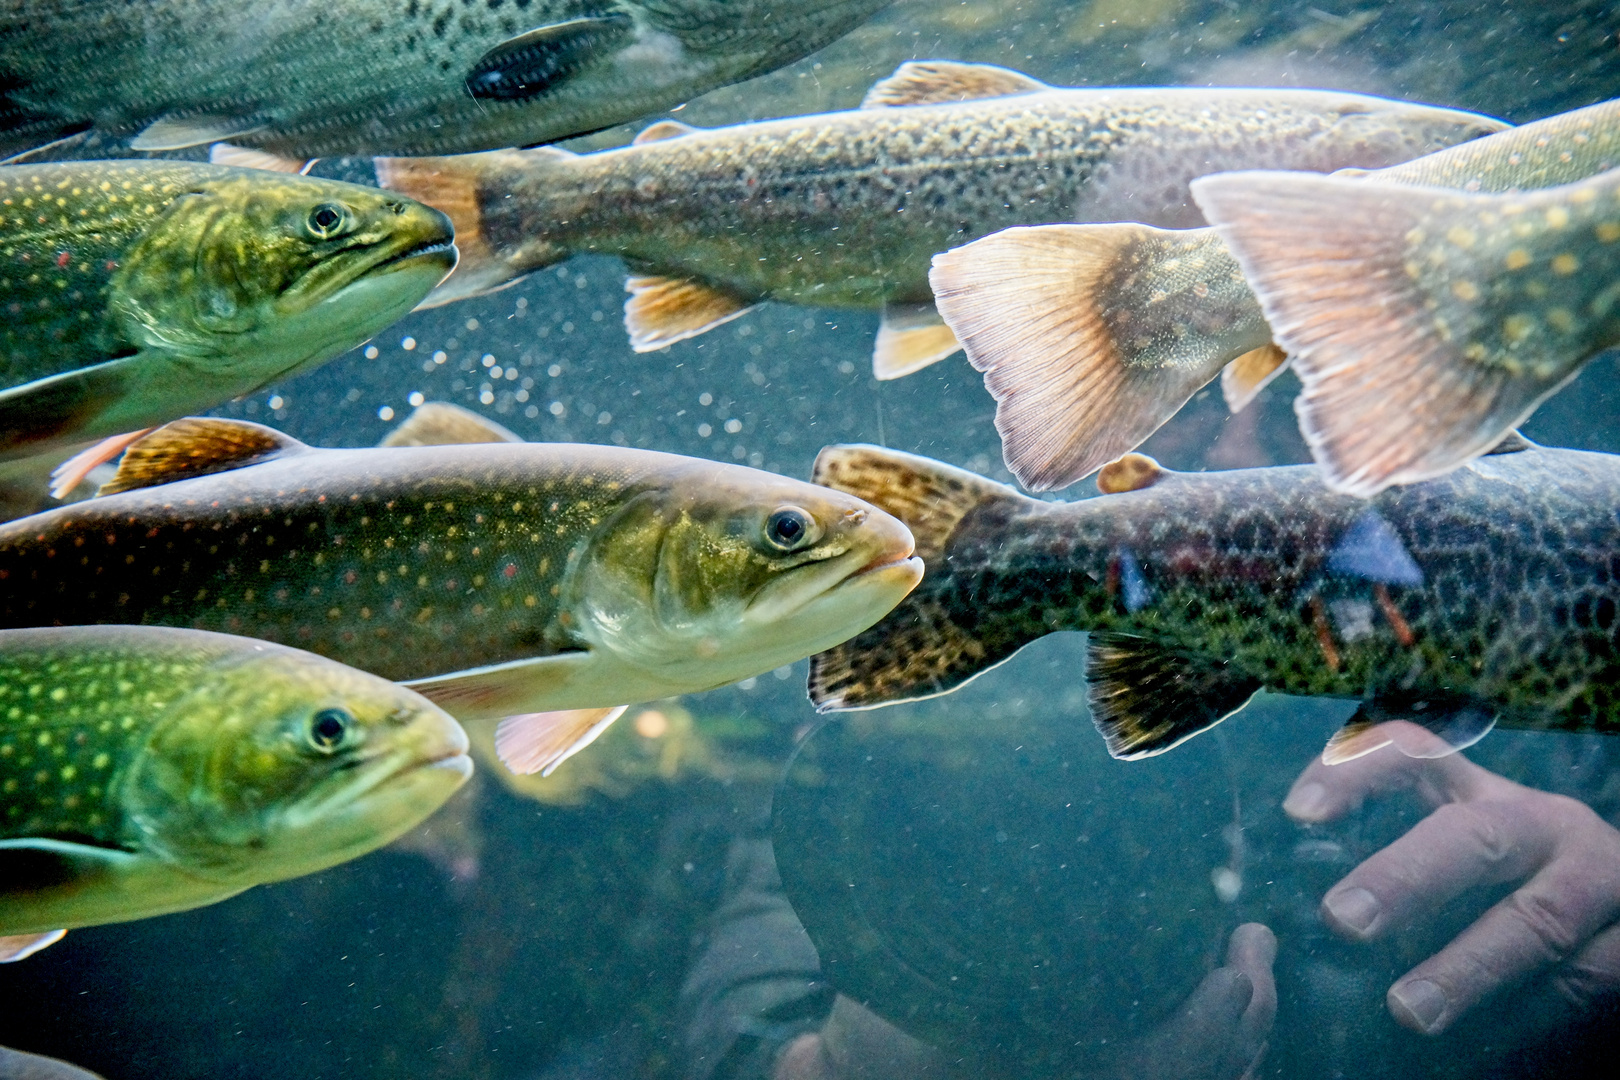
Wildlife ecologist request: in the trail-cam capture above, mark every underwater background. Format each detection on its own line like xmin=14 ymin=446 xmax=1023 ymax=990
xmin=5 ymin=0 xmax=1620 ymax=1077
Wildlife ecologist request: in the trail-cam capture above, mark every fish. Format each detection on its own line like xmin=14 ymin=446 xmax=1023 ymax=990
xmin=0 ymin=1044 xmax=105 ymax=1079
xmin=0 ymin=0 xmax=891 ymax=161
xmin=0 ymin=416 xmax=921 ymax=776
xmin=804 ymin=437 xmax=1620 ymax=766
xmin=373 ymin=60 xmax=1505 ymax=379
xmin=930 ymin=97 xmax=1620 ymax=492
xmin=0 ymin=623 xmax=471 ymax=957
xmin=1193 ymin=165 xmax=1620 ymax=497
xmin=0 ymin=161 xmax=455 ymax=462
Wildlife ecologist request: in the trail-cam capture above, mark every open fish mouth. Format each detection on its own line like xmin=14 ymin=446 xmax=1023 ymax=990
xmin=374 ymin=239 xmax=460 ymax=278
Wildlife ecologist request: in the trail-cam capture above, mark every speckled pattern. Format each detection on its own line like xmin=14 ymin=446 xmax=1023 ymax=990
xmin=0 ymin=0 xmax=888 ymax=157
xmin=484 ymin=84 xmax=1502 ymax=307
xmin=818 ymin=445 xmax=1620 ymax=736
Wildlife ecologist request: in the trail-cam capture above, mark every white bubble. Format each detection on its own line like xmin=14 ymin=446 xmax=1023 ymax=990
xmin=597 ymin=411 xmax=612 ymax=425
xmin=697 ymin=423 xmax=712 ymax=438
xmin=548 ymin=364 xmax=562 ymax=377
xmin=408 ymin=392 xmax=425 ymax=407
xmin=364 ymin=345 xmax=379 ymax=360
xmin=479 ymin=390 xmax=494 ymax=405
xmin=378 ymin=406 xmax=395 ymax=421
xmin=267 ymin=395 xmax=284 ymax=410
xmin=401 ymin=337 xmax=416 ymax=351
xmin=481 ymin=354 xmax=496 ymax=367
xmin=525 ymin=405 xmax=540 ymax=418
xmin=490 ymin=366 xmax=503 ymax=379
xmin=549 ymin=401 xmax=566 ymax=417
xmin=465 ymin=318 xmax=480 ymax=331
xmin=432 ymin=351 xmax=447 ymax=364
xmin=698 ymin=392 xmax=713 ymax=406
xmin=723 ymin=418 xmax=742 ymax=434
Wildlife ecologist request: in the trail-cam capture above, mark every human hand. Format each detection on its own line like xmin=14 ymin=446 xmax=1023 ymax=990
xmin=1285 ymin=722 xmax=1620 ymax=1035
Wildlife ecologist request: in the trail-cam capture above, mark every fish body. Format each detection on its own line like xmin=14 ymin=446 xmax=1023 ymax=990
xmin=934 ymin=97 xmax=1620 ymax=491
xmin=0 ymin=161 xmax=455 ymax=459
xmin=0 ymin=0 xmax=889 ymax=159
xmin=0 ymin=624 xmax=470 ymax=939
xmin=808 ymin=441 xmax=1620 ymax=761
xmin=0 ymin=417 xmax=920 ymax=773
xmin=376 ymin=60 xmax=1504 ymax=377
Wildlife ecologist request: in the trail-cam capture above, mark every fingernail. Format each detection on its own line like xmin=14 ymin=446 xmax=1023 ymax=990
xmin=1389 ymin=979 xmax=1448 ymax=1033
xmin=1284 ymin=781 xmax=1329 ymax=820
xmin=1323 ymin=887 xmax=1381 ymax=935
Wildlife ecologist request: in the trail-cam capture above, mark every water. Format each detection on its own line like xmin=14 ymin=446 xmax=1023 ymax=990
xmin=4 ymin=1 xmax=1620 ymax=1078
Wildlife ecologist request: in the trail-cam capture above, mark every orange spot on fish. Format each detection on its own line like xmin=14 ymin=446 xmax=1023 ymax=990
xmin=1373 ymin=584 xmax=1414 ymax=646
xmin=55 ymin=251 xmax=69 ymax=267
xmin=1309 ymin=595 xmax=1341 ymax=673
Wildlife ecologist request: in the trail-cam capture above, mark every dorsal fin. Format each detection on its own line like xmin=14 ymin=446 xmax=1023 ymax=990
xmin=380 ymin=402 xmax=523 ymax=447
xmin=99 ymin=418 xmax=304 ymax=496
xmin=862 ymin=61 xmax=1048 ymax=109
xmin=812 ymin=445 xmax=1024 ymax=565
xmin=632 ymin=120 xmax=702 ymax=145
xmin=1096 ymin=453 xmax=1167 ymax=494
xmin=1486 ymin=430 xmax=1535 ymax=455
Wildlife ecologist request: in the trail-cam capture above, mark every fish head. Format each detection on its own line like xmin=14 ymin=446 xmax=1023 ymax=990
xmin=570 ymin=463 xmax=922 ymax=692
xmin=122 ymin=645 xmax=471 ymax=885
xmin=1311 ymin=95 xmax=1509 ymax=168
xmin=109 ymin=170 xmax=456 ymax=378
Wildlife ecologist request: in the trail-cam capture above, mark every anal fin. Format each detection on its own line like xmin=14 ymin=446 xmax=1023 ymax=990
xmin=862 ymin=61 xmax=1048 ymax=108
xmin=495 ymin=705 xmax=630 ymax=776
xmin=130 ymin=112 xmax=267 ymax=151
xmin=873 ymin=301 xmax=962 ymax=379
xmin=402 ymin=652 xmax=597 ymax=721
xmin=624 ymin=275 xmax=757 ymax=352
xmin=1321 ymin=700 xmax=1498 ymax=765
xmin=1086 ymin=633 xmax=1262 ymax=759
xmin=0 ymin=930 xmax=65 ymax=962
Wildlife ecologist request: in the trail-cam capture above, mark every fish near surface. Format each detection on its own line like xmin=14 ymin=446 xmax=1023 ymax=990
xmin=0 ymin=624 xmax=470 ymax=955
xmin=0 ymin=0 xmax=890 ymax=160
xmin=807 ymin=438 xmax=1620 ymax=765
xmin=932 ymin=97 xmax=1620 ymax=492
xmin=0 ymin=161 xmax=455 ymax=461
xmin=0 ymin=417 xmax=921 ymax=775
xmin=375 ymin=60 xmax=1503 ymax=379
xmin=1193 ymin=161 xmax=1620 ymax=497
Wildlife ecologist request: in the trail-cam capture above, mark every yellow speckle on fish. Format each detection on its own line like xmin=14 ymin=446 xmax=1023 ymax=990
xmin=60 ymin=765 xmax=75 ymax=781
xmin=92 ymin=753 xmax=109 ymax=769
xmin=1598 ymin=222 xmax=1620 ymax=243
xmin=49 ymin=687 xmax=66 ymax=702
xmin=1547 ymin=308 xmax=1576 ymax=333
xmin=1451 ymin=280 xmax=1479 ymax=302
xmin=1504 ymin=248 xmax=1532 ymax=270
xmin=1551 ymin=253 xmax=1580 ymax=275
xmin=1446 ymin=226 xmax=1476 ymax=249
xmin=1503 ymin=313 xmax=1536 ymax=342
xmin=1545 ymin=206 xmax=1570 ymax=229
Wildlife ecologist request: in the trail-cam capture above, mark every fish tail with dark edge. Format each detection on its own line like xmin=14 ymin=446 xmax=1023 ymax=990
xmin=930 ymin=223 xmax=1278 ymax=491
xmin=1192 ymin=171 xmax=1580 ymax=497
xmin=373 ymin=148 xmax=572 ymax=308
xmin=806 ymin=444 xmax=1040 ymax=710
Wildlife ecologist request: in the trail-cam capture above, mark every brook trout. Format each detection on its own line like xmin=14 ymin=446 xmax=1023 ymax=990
xmin=807 ymin=438 xmax=1620 ymax=764
xmin=0 ymin=0 xmax=889 ymax=159
xmin=0 ymin=624 xmax=470 ymax=957
xmin=0 ymin=417 xmax=920 ymax=775
xmin=375 ymin=60 xmax=1503 ymax=379
xmin=929 ymin=98 xmax=1620 ymax=492
xmin=0 ymin=161 xmax=455 ymax=460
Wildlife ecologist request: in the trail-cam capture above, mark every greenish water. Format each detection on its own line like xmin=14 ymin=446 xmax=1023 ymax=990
xmin=4 ymin=1 xmax=1620 ymax=1078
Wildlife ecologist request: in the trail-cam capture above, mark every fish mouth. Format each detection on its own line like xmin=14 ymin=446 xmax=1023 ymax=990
xmin=375 ymin=239 xmax=459 ymax=279
xmin=744 ymin=532 xmax=921 ymax=630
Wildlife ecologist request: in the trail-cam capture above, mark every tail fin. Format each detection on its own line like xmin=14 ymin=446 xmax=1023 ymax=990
xmin=374 ymin=149 xmax=571 ymax=307
xmin=807 ymin=445 xmax=1038 ymax=709
xmin=1193 ymin=171 xmax=1575 ymax=497
xmin=930 ymin=224 xmax=1272 ymax=491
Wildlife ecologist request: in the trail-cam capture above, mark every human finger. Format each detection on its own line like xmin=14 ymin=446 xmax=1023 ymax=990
xmin=1225 ymin=923 xmax=1278 ymax=1051
xmin=1284 ymin=723 xmax=1510 ymax=824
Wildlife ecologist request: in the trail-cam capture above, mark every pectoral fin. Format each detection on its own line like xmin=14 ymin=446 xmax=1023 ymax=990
xmin=208 ymin=143 xmax=314 ymax=174
xmin=1321 ymin=700 xmax=1498 ymax=765
xmin=0 ymin=930 xmax=65 ymax=962
xmin=98 ymin=418 xmax=305 ymax=496
xmin=1086 ymin=633 xmax=1262 ymax=759
xmin=873 ymin=301 xmax=962 ymax=380
xmin=380 ymin=402 xmax=522 ymax=447
xmin=401 ymin=652 xmax=599 ymax=721
xmin=50 ymin=429 xmax=153 ymax=499
xmin=0 ymin=354 xmax=139 ymax=459
xmin=632 ymin=120 xmax=703 ymax=145
xmin=862 ymin=61 xmax=1048 ymax=108
xmin=495 ymin=705 xmax=630 ymax=776
xmin=624 ymin=275 xmax=757 ymax=352
xmin=466 ymin=14 xmax=636 ymax=102
xmin=0 ymin=838 xmax=139 ymax=897
xmin=1220 ymin=344 xmax=1290 ymax=413
xmin=131 ymin=113 xmax=267 ymax=151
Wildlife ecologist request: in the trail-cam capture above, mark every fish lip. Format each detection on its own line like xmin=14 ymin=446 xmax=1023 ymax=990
xmin=375 ymin=239 xmax=459 ymax=274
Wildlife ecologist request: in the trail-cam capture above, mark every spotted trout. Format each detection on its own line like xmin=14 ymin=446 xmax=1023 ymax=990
xmin=374 ymin=60 xmax=1504 ymax=378
xmin=0 ymin=624 xmax=470 ymax=960
xmin=0 ymin=0 xmax=889 ymax=160
xmin=1193 ymin=160 xmax=1620 ymax=497
xmin=807 ymin=438 xmax=1620 ymax=765
xmin=930 ymin=97 xmax=1620 ymax=492
xmin=0 ymin=416 xmax=921 ymax=775
xmin=0 ymin=161 xmax=455 ymax=461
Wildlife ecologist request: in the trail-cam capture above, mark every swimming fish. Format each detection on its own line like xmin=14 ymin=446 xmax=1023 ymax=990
xmin=1193 ymin=164 xmax=1620 ymax=497
xmin=374 ymin=60 xmax=1503 ymax=378
xmin=930 ymin=98 xmax=1620 ymax=492
xmin=0 ymin=0 xmax=890 ymax=160
xmin=806 ymin=438 xmax=1620 ymax=765
xmin=0 ymin=417 xmax=921 ymax=776
xmin=0 ymin=624 xmax=470 ymax=959
xmin=0 ymin=161 xmax=455 ymax=461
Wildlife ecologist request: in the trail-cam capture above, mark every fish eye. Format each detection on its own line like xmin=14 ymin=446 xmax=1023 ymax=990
xmin=307 ymin=707 xmax=353 ymax=752
xmin=306 ymin=203 xmax=350 ymax=239
xmin=764 ymin=506 xmax=818 ymax=552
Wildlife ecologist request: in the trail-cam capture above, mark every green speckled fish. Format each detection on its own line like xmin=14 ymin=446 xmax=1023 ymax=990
xmin=0 ymin=624 xmax=470 ymax=958
xmin=374 ymin=59 xmax=1503 ymax=378
xmin=930 ymin=97 xmax=1620 ymax=492
xmin=1193 ymin=160 xmax=1620 ymax=497
xmin=0 ymin=0 xmax=890 ymax=159
xmin=0 ymin=161 xmax=455 ymax=460
xmin=807 ymin=438 xmax=1620 ymax=764
xmin=0 ymin=415 xmax=920 ymax=776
